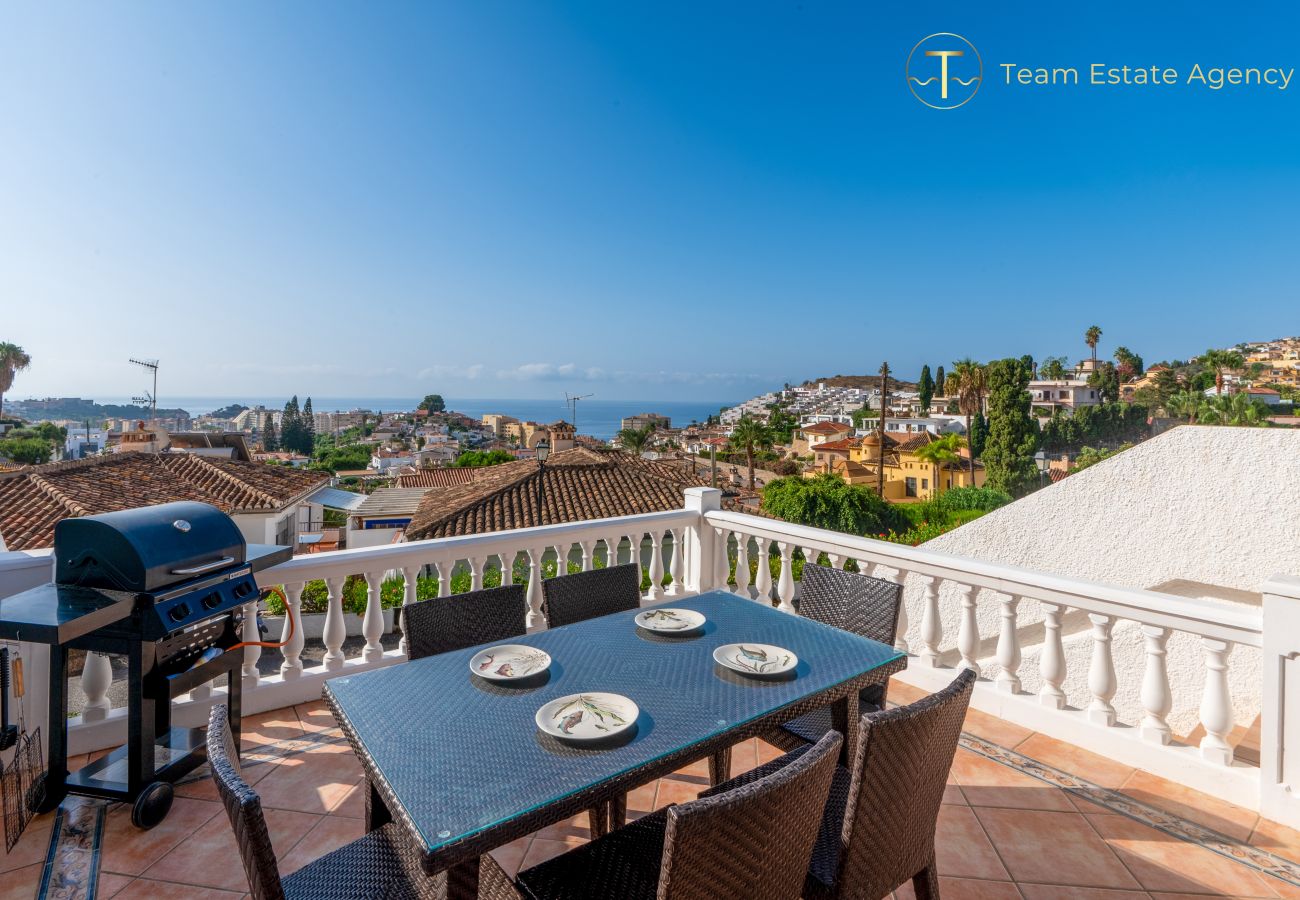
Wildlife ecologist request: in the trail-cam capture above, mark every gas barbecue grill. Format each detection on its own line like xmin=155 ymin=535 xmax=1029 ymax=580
xmin=0 ymin=502 xmax=291 ymax=828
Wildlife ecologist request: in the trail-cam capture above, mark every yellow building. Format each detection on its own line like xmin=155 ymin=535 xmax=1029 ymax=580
xmin=810 ymin=432 xmax=985 ymax=500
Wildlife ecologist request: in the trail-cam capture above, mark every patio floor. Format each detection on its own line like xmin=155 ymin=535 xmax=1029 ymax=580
xmin=4 ymin=678 xmax=1300 ymax=900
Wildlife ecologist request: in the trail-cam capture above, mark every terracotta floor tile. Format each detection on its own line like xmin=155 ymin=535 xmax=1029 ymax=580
xmin=654 ymin=777 xmax=702 ymax=810
xmin=1250 ymin=817 xmax=1300 ymax=864
xmin=972 ymin=807 xmax=1139 ymax=889
xmin=672 ymin=755 xmax=710 ymax=779
xmin=934 ymin=805 xmax=1011 ymax=882
xmin=1149 ymin=894 xmax=1272 ymax=900
xmin=175 ymin=756 xmax=278 ymax=802
xmin=110 ymin=877 xmax=245 ymax=899
xmin=925 ymin=877 xmax=1024 ymax=899
xmin=1019 ymin=886 xmax=1150 ymax=899
xmin=944 ymin=782 xmax=968 ymax=805
xmin=1016 ymin=734 xmax=1136 ymax=790
xmin=239 ymin=709 xmax=306 ymax=748
xmin=278 ymin=813 xmax=366 ymax=876
xmin=99 ymin=797 xmax=223 ymax=877
xmin=96 ymin=871 xmax=137 ymax=899
xmin=624 ymin=782 xmax=658 ymax=819
xmin=1261 ymin=876 xmax=1300 ymax=900
xmin=1085 ymin=812 xmax=1278 ymax=897
xmin=729 ymin=738 xmax=759 ymax=777
xmin=0 ymin=862 xmax=43 ymax=900
xmin=963 ymin=707 xmax=1035 ymax=749
xmin=535 ymin=813 xmax=594 ymax=842
xmin=1119 ymin=769 xmax=1259 ymax=843
xmin=327 ymin=777 xmax=366 ymax=818
xmin=887 ymin=676 xmax=930 ymax=706
xmin=0 ymin=820 xmax=52 ymax=874
xmin=520 ymin=837 xmax=585 ymax=870
xmin=293 ymin=700 xmax=343 ymax=737
xmin=489 ymin=837 xmax=532 ymax=879
xmin=252 ymin=743 xmax=363 ymax=815
xmin=143 ymin=806 xmax=319 ymax=891
xmin=951 ymin=748 xmax=1076 ymax=812
xmin=755 ymin=739 xmax=784 ymax=764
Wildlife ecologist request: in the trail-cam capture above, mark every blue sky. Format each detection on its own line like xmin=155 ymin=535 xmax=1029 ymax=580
xmin=2 ymin=3 xmax=1296 ymax=402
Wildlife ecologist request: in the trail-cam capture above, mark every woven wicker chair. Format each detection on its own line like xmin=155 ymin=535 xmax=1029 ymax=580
xmin=205 ymin=704 xmax=444 ymax=900
xmin=404 ymin=583 xmax=528 ymax=661
xmin=480 ymin=730 xmax=843 ymax=900
xmin=541 ymin=562 xmax=642 ymax=628
xmin=705 ymin=669 xmax=976 ymax=900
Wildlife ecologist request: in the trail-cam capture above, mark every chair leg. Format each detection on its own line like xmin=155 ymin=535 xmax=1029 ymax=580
xmin=609 ymin=792 xmax=628 ymax=830
xmin=708 ymin=747 xmax=732 ymax=786
xmin=365 ymin=779 xmax=392 ymax=832
xmin=911 ymin=862 xmax=941 ymax=900
xmin=587 ymin=805 xmax=608 ymax=839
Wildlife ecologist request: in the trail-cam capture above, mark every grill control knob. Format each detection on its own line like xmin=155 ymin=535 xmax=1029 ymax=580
xmin=168 ymin=603 xmax=191 ymax=623
xmin=202 ymin=592 xmax=222 ymax=610
xmin=234 ymin=582 xmax=253 ymax=598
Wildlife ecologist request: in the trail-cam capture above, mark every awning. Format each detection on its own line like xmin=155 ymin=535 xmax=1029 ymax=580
xmin=305 ymin=486 xmax=367 ymax=512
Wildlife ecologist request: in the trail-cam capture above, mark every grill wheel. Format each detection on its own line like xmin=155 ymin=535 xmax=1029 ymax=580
xmin=131 ymin=781 xmax=174 ymax=829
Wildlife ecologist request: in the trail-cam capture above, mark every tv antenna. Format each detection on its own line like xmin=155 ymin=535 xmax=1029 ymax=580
xmin=565 ymin=392 xmax=594 ymax=431
xmin=129 ymin=358 xmax=159 ymax=421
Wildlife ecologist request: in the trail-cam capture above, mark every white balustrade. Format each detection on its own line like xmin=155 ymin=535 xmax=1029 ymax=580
xmin=79 ymin=652 xmax=113 ymax=722
xmin=995 ymin=593 xmax=1021 ymax=693
xmin=733 ymin=534 xmax=751 ymax=598
xmin=525 ymin=547 xmax=546 ymax=630
xmin=956 ymin=584 xmax=979 ymax=673
xmin=1198 ymin=638 xmax=1235 ymax=765
xmin=776 ymin=542 xmax=795 ymax=613
xmin=754 ymin=538 xmax=773 ymax=604
xmin=714 ymin=528 xmax=731 ymax=593
xmin=242 ymin=600 xmax=262 ymax=689
xmin=1086 ymin=613 xmax=1117 ymax=726
xmin=362 ymin=573 xmax=385 ymax=664
xmin=580 ymin=540 xmax=596 ymax=573
xmin=280 ymin=582 xmax=306 ymax=678
xmin=875 ymin=564 xmax=908 ymax=653
xmin=470 ymin=556 xmax=484 ymax=592
xmin=648 ymin=531 xmax=665 ymax=602
xmin=1139 ymin=624 xmax=1172 ymax=744
xmin=918 ymin=576 xmax=942 ymax=667
xmin=1039 ymin=602 xmax=1067 ymax=709
xmin=668 ymin=528 xmax=685 ymax=596
xmin=397 ymin=571 xmax=417 ymax=659
xmin=322 ymin=576 xmax=346 ymax=671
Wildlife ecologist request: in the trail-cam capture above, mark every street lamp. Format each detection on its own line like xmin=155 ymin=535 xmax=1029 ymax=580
xmin=535 ymin=439 xmax=551 ymax=524
xmin=1033 ymin=450 xmax=1049 ymax=488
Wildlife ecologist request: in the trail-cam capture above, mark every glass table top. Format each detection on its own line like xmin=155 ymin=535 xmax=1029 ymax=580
xmin=325 ymin=590 xmax=905 ymax=857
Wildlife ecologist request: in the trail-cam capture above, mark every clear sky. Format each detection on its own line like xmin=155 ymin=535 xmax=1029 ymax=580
xmin=2 ymin=3 xmax=1296 ymax=402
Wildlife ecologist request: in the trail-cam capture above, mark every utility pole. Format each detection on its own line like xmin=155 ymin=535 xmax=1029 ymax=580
xmin=877 ymin=361 xmax=890 ymax=497
xmin=129 ymin=358 xmax=159 ymax=422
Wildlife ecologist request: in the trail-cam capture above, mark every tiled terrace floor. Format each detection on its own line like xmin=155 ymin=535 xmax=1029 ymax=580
xmin=4 ymin=679 xmax=1300 ymax=900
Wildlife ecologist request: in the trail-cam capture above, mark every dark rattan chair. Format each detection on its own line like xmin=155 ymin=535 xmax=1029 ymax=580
xmin=205 ymin=704 xmax=444 ymax=900
xmin=706 ymin=669 xmax=975 ymax=900
xmin=480 ymin=730 xmax=843 ymax=900
xmin=541 ymin=562 xmax=642 ymax=628
xmin=404 ymin=583 xmax=528 ymax=661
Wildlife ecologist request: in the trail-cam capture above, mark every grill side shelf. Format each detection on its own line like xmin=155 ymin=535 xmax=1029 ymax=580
xmin=0 ymin=584 xmax=136 ymax=645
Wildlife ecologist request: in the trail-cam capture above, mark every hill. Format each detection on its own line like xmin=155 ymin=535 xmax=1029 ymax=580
xmin=803 ymin=374 xmax=919 ymax=392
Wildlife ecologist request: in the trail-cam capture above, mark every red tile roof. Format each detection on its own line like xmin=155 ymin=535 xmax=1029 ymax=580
xmin=802 ymin=421 xmax=852 ymax=435
xmin=814 ymin=439 xmax=859 ymax=452
xmin=395 ymin=468 xmax=483 ymax=489
xmin=0 ymin=452 xmax=327 ymax=551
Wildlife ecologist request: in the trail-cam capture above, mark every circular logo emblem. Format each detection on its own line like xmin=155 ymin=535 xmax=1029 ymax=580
xmin=906 ymin=33 xmax=982 ymax=109
xmin=173 ymin=519 xmax=191 ymax=533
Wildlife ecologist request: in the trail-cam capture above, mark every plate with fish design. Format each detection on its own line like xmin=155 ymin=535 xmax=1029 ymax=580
xmin=634 ymin=608 xmax=706 ymax=634
xmin=713 ymin=643 xmax=798 ymax=678
xmin=469 ymin=644 xmax=552 ymax=682
xmin=535 ymin=692 xmax=639 ymax=742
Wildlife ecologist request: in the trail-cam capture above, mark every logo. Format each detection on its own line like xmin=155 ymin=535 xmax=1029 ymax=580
xmin=906 ymin=33 xmax=983 ymax=109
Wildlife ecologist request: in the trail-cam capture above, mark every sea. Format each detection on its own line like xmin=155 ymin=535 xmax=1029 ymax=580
xmin=95 ymin=397 xmax=740 ymax=442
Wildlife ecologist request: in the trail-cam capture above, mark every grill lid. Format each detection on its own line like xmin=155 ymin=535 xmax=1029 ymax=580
xmin=54 ymin=501 xmax=247 ymax=594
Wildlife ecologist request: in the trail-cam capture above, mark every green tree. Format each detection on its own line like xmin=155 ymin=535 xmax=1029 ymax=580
xmin=420 ymin=394 xmax=446 ymax=413
xmin=728 ymin=415 xmax=774 ymax=490
xmin=280 ymin=396 xmax=305 ymax=454
xmin=918 ymin=364 xmax=934 ymax=414
xmin=982 ymin=357 xmax=1039 ymax=496
xmin=948 ymin=358 xmax=987 ymax=479
xmin=616 ymin=425 xmax=656 ymax=455
xmin=1113 ymin=346 xmax=1144 ymax=380
xmin=0 ymin=436 xmax=53 ymax=465
xmin=0 ymin=343 xmax=32 ymax=419
xmin=935 ymin=365 xmax=946 ymax=397
xmin=968 ymin=410 xmax=987 ymax=459
xmin=1198 ymin=392 xmax=1270 ymax=427
xmin=1038 ymin=356 xmax=1069 ymax=380
xmin=1200 ymin=348 xmax=1246 ymax=395
xmin=1166 ymin=390 xmax=1206 ymax=424
xmin=452 ymin=449 xmax=516 ymax=467
xmin=1088 ymin=361 xmax=1121 ymax=404
xmin=762 ymin=473 xmax=906 ymax=536
xmin=913 ymin=433 xmax=966 ymax=498
xmin=1085 ymin=325 xmax=1103 ymax=367
xmin=262 ymin=417 xmax=279 ymax=452
xmin=301 ymin=397 xmax=316 ymax=450
xmin=850 ymin=405 xmax=878 ymax=428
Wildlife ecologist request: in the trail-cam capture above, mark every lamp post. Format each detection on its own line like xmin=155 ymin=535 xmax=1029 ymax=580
xmin=1034 ymin=450 xmax=1049 ymax=489
xmin=535 ymin=439 xmax=551 ymax=525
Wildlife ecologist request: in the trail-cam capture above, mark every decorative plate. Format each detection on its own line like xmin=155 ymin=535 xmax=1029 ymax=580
xmin=535 ymin=692 xmax=639 ymax=742
xmin=635 ymin=608 xmax=706 ymax=633
xmin=469 ymin=644 xmax=552 ymax=682
xmin=713 ymin=643 xmax=798 ymax=678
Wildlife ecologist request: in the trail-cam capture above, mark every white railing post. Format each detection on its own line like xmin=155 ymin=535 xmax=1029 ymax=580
xmin=733 ymin=534 xmax=751 ymax=598
xmin=79 ymin=652 xmax=113 ymax=722
xmin=648 ymin=531 xmax=665 ymax=602
xmin=470 ymin=556 xmax=484 ymax=592
xmin=1039 ymin=602 xmax=1067 ymax=709
xmin=956 ymin=584 xmax=979 ymax=673
xmin=436 ymin=560 xmax=451 ymax=597
xmin=995 ymin=593 xmax=1021 ymax=693
xmin=875 ymin=565 xmax=908 ymax=653
xmin=1087 ymin=614 xmax=1117 ymax=727
xmin=1261 ymin=575 xmax=1300 ymax=829
xmin=526 ymin=546 xmax=546 ymax=630
xmin=1198 ymin=637 xmax=1235 ymax=765
xmin=754 ymin=539 xmax=772 ymax=604
xmin=918 ymin=576 xmax=941 ymax=667
xmin=362 ymin=572 xmax=385 ymax=663
xmin=323 ymin=576 xmax=346 ymax=671
xmin=280 ymin=582 xmax=305 ymax=678
xmin=242 ymin=600 xmax=262 ymax=690
xmin=775 ymin=542 xmax=796 ymax=613
xmin=398 ymin=568 xmax=418 ymax=658
xmin=1138 ymin=625 xmax=1172 ymax=744
xmin=667 ymin=528 xmax=685 ymax=596
xmin=500 ymin=552 xmax=515 ymax=586
xmin=580 ymin=540 xmax=596 ymax=573
xmin=683 ymin=487 xmax=722 ymax=593
xmin=715 ymin=528 xmax=732 ymax=594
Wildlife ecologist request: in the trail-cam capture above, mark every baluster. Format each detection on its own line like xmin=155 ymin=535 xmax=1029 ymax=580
xmin=470 ymin=556 xmax=484 ymax=592
xmin=280 ymin=582 xmax=306 ymax=677
xmin=875 ymin=565 xmax=909 ymax=653
xmin=714 ymin=528 xmax=731 ymax=592
xmin=436 ymin=559 xmax=451 ymax=597
xmin=754 ymin=539 xmax=773 ymax=604
xmin=1039 ymin=602 xmax=1067 ymax=708
xmin=500 ymin=552 xmax=515 ymax=586
xmin=526 ymin=547 xmax=546 ymax=630
xmin=1199 ymin=638 xmax=1235 ymax=765
xmin=918 ymin=576 xmax=941 ymax=667
xmin=1139 ymin=625 xmax=1172 ymax=744
xmin=362 ymin=572 xmax=385 ymax=663
xmin=667 ymin=528 xmax=685 ymax=596
xmin=647 ymin=530 xmax=665 ymax=601
xmin=398 ymin=569 xmax=418 ymax=658
xmin=776 ymin=542 xmax=795 ymax=613
xmin=956 ymin=584 xmax=979 ymax=673
xmin=826 ymin=553 xmax=843 ymax=570
xmin=80 ymin=652 xmax=113 ymax=722
xmin=322 ymin=576 xmax=346 ymax=671
xmin=1086 ymin=614 xmax=1117 ymax=726
xmin=995 ymin=593 xmax=1021 ymax=692
xmin=606 ymin=536 xmax=621 ymax=568
xmin=242 ymin=599 xmax=262 ymax=689
xmin=733 ymin=534 xmax=751 ymax=598
xmin=580 ymin=540 xmax=596 ymax=572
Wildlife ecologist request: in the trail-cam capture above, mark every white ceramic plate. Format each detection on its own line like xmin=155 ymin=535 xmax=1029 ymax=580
xmin=713 ymin=643 xmax=798 ymax=678
xmin=535 ymin=692 xmax=639 ymax=742
xmin=469 ymin=644 xmax=552 ymax=682
xmin=635 ymin=608 xmax=706 ymax=633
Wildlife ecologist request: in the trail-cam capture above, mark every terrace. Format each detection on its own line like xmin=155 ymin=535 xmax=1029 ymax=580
xmin=3 ymin=484 xmax=1300 ymax=898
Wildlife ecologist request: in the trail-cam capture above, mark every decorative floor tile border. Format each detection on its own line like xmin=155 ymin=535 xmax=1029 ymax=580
xmin=37 ymin=798 xmax=105 ymax=900
xmin=959 ymin=731 xmax=1300 ymax=888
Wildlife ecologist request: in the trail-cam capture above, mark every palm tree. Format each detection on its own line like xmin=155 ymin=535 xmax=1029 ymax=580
xmin=615 ymin=425 xmax=655 ymax=455
xmin=913 ymin=433 xmax=966 ymax=498
xmin=1084 ymin=325 xmax=1102 ymax=368
xmin=1200 ymin=348 xmax=1246 ymax=395
xmin=1200 ymin=392 xmax=1268 ymax=427
xmin=0 ymin=343 xmax=32 ymax=419
xmin=1166 ymin=390 xmax=1206 ymax=424
xmin=728 ymin=415 xmax=773 ymax=490
xmin=949 ymin=358 xmax=986 ymax=478
xmin=876 ymin=361 xmax=891 ymax=496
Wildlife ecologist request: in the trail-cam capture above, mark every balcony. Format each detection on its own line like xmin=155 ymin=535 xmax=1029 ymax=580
xmin=4 ymin=487 xmax=1300 ymax=898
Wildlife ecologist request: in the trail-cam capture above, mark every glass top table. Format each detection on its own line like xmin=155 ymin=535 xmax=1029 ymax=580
xmin=324 ymin=590 xmax=906 ymax=880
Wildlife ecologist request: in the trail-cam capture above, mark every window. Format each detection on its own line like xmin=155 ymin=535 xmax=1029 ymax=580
xmin=921 ymin=478 xmax=929 ymax=490
xmin=905 ymin=477 xmax=918 ymax=497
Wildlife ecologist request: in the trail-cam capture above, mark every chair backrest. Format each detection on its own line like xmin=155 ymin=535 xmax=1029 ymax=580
xmin=797 ymin=563 xmax=903 ymax=647
xmin=404 ymin=583 xmax=528 ymax=660
xmin=541 ymin=563 xmax=641 ymax=628
xmin=206 ymin=704 xmax=286 ymax=900
xmin=834 ymin=668 xmax=975 ymax=898
xmin=656 ymin=730 xmax=842 ymax=900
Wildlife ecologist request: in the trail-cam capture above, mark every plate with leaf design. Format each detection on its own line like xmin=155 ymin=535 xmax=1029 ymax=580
xmin=635 ymin=608 xmax=706 ymax=634
xmin=535 ymin=692 xmax=639 ymax=742
xmin=469 ymin=645 xmax=552 ymax=682
xmin=713 ymin=643 xmax=798 ymax=678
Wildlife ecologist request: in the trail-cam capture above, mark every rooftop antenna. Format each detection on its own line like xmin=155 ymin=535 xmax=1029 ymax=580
xmin=129 ymin=357 xmax=159 ymax=421
xmin=565 ymin=392 xmax=594 ymax=432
